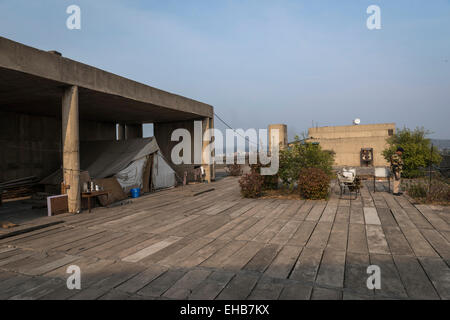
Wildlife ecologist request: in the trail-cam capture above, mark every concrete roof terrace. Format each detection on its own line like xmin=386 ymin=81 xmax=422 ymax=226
xmin=0 ymin=36 xmax=213 ymax=124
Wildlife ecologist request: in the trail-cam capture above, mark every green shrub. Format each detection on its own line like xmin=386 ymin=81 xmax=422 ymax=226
xmin=250 ymin=163 xmax=279 ymax=190
xmin=279 ymin=137 xmax=334 ymax=190
xmin=298 ymin=167 xmax=331 ymax=200
xmin=226 ymin=164 xmax=243 ymax=176
xmin=383 ymin=127 xmax=442 ymax=178
xmin=239 ymin=171 xmax=264 ymax=198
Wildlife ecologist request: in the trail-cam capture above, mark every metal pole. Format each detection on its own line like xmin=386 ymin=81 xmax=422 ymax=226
xmin=428 ymin=144 xmax=433 ymax=196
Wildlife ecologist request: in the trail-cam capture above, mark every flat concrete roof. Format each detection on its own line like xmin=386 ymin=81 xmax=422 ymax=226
xmin=0 ymin=37 xmax=213 ymax=123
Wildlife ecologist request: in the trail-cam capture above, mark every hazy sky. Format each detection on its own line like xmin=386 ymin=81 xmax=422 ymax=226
xmin=1 ymin=0 xmax=449 ymax=140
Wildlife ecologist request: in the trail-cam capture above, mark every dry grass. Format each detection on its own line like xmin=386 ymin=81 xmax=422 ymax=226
xmin=260 ymin=188 xmax=303 ymax=200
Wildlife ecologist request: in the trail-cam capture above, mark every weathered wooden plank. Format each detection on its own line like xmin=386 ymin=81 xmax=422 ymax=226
xmin=375 ymin=208 xmax=397 ymax=226
xmin=216 ymin=271 xmax=259 ymax=300
xmin=369 ymin=253 xmax=407 ymax=299
xmin=305 ymin=203 xmax=326 ymax=221
xmin=279 ymin=282 xmax=312 ymax=300
xmin=287 ymin=221 xmax=316 ymax=247
xmin=344 ymin=252 xmax=372 ymax=295
xmin=334 ymin=206 xmax=350 ymax=223
xmin=319 ymin=202 xmax=338 ymax=223
xmin=392 ymin=255 xmax=439 ymax=299
xmin=418 ymin=256 xmax=450 ymax=300
xmin=305 ymin=222 xmax=332 ymax=249
xmin=243 ymin=244 xmax=280 ymax=273
xmin=220 ymin=241 xmax=265 ymax=271
xmin=122 ymin=236 xmax=182 ymax=263
xmin=157 ymin=237 xmax=215 ymax=267
xmin=189 ymin=271 xmax=235 ymax=300
xmin=264 ymin=245 xmax=302 ymax=279
xmin=289 ymin=247 xmax=323 ymax=283
xmin=363 ymin=207 xmax=381 ymax=225
xmin=347 ymin=224 xmax=369 ymax=254
xmin=382 ymin=225 xmax=414 ymax=256
xmin=248 ymin=277 xmax=284 ymax=300
xmin=401 ymin=227 xmax=439 ymax=257
xmin=0 ymin=276 xmax=47 ymax=299
xmin=316 ymin=249 xmax=346 ymax=288
xmin=415 ymin=205 xmax=450 ymax=232
xmin=327 ymin=222 xmax=348 ymax=251
xmin=163 ymin=269 xmax=212 ymax=299
xmin=365 ymin=225 xmax=390 ymax=255
xmin=178 ymin=238 xmax=231 ymax=268
xmin=292 ymin=201 xmax=314 ymax=221
xmin=311 ymin=287 xmax=342 ymax=300
xmin=115 ymin=264 xmax=168 ymax=294
xmin=26 ymin=255 xmax=79 ymax=276
xmin=137 ymin=269 xmax=187 ymax=297
xmin=420 ymin=229 xmax=450 ymax=260
xmin=269 ymin=220 xmax=302 ymax=246
xmin=200 ymin=240 xmax=247 ymax=269
xmin=252 ymin=219 xmax=289 ymax=243
xmin=9 ymin=278 xmax=63 ymax=300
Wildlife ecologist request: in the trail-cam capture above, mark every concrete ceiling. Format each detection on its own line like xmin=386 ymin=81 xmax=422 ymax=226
xmin=0 ymin=36 xmax=213 ymax=124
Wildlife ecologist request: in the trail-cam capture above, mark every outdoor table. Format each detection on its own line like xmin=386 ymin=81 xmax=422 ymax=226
xmin=81 ymin=191 xmax=109 ymax=213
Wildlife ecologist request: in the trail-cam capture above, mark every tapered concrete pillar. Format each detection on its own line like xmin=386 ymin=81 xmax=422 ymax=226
xmin=202 ymin=117 xmax=213 ymax=183
xmin=62 ymin=86 xmax=81 ymax=213
xmin=210 ymin=117 xmax=216 ymax=181
xmin=117 ymin=123 xmax=125 ymax=140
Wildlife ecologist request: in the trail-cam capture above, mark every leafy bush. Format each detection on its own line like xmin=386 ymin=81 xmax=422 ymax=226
xmin=250 ymin=163 xmax=279 ymax=190
xmin=226 ymin=164 xmax=243 ymax=176
xmin=279 ymin=137 xmax=334 ymax=190
xmin=383 ymin=127 xmax=442 ymax=178
xmin=298 ymin=167 xmax=331 ymax=200
xmin=239 ymin=171 xmax=264 ymax=198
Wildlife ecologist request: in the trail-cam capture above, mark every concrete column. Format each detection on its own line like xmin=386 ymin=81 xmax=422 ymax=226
xmin=210 ymin=117 xmax=216 ymax=181
xmin=202 ymin=117 xmax=213 ymax=183
xmin=62 ymin=86 xmax=81 ymax=213
xmin=117 ymin=123 xmax=125 ymax=140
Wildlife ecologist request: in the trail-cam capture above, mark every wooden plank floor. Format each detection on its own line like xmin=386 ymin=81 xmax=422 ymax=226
xmin=0 ymin=177 xmax=449 ymax=300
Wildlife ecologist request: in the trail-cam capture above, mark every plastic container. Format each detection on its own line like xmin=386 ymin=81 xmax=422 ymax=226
xmin=130 ymin=188 xmax=141 ymax=198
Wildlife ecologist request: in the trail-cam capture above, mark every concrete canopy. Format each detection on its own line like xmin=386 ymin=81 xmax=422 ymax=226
xmin=0 ymin=36 xmax=213 ymax=124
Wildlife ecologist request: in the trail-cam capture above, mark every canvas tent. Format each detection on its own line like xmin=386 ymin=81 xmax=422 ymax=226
xmin=40 ymin=137 xmax=177 ymax=194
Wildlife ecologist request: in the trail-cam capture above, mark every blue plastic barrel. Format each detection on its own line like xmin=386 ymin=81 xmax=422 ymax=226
xmin=130 ymin=188 xmax=141 ymax=198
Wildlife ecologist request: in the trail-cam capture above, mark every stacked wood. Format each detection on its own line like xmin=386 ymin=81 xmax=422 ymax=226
xmin=0 ymin=176 xmax=39 ymax=201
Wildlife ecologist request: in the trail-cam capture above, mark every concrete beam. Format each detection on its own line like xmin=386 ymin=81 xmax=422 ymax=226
xmin=62 ymin=86 xmax=81 ymax=213
xmin=0 ymin=36 xmax=213 ymax=120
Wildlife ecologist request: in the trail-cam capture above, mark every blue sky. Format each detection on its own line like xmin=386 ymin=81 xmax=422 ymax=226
xmin=1 ymin=0 xmax=449 ymax=140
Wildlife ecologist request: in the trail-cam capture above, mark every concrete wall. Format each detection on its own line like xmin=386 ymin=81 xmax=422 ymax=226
xmin=0 ymin=111 xmax=61 ymax=182
xmin=125 ymin=124 xmax=143 ymax=139
xmin=154 ymin=118 xmax=214 ymax=182
xmin=308 ymin=123 xmax=395 ymax=167
xmin=0 ymin=111 xmax=116 ymax=182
